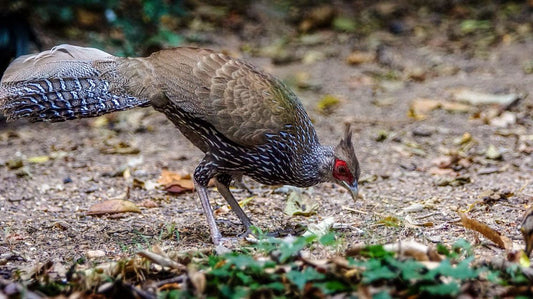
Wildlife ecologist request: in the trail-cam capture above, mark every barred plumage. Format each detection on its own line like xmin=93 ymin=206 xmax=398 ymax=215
xmin=0 ymin=44 xmax=361 ymax=245
xmin=1 ymin=77 xmax=149 ymax=121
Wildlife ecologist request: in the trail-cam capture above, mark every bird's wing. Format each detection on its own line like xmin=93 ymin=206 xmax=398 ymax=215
xmin=146 ymin=47 xmax=305 ymax=147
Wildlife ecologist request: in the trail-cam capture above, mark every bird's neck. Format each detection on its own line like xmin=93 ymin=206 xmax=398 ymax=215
xmin=291 ymin=144 xmax=334 ymax=187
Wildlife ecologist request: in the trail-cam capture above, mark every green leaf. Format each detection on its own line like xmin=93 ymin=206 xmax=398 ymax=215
xmin=420 ymin=282 xmax=460 ymax=296
xmin=278 ymin=235 xmax=316 ymax=263
xmin=424 ymin=258 xmax=478 ymax=280
xmin=226 ymin=254 xmax=256 ymax=268
xmin=396 ymin=259 xmax=427 ymax=280
xmin=373 ymin=291 xmax=393 ymax=299
xmin=286 ymin=267 xmax=326 ymax=291
xmin=452 ymin=239 xmax=473 ymax=257
xmin=236 ymin=272 xmax=253 ymax=285
xmin=436 ymin=244 xmax=450 ymax=256
xmin=319 ymin=232 xmax=337 ymax=246
xmin=361 ymin=245 xmax=393 ymax=258
xmin=332 ymin=16 xmax=357 ymax=32
xmin=460 ymin=20 xmax=491 ymax=34
xmin=362 ymin=260 xmax=397 ymax=283
xmin=485 ymin=268 xmax=502 ymax=284
xmin=315 ymin=280 xmax=350 ymax=294
xmin=265 ymin=281 xmax=286 ymax=292
xmin=220 ymin=285 xmax=249 ymax=299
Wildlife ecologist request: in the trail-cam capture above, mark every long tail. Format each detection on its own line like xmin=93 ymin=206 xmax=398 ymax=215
xmin=0 ymin=44 xmax=150 ymax=122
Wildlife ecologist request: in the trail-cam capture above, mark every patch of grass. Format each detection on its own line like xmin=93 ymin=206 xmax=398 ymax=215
xmin=5 ymin=234 xmax=533 ymax=298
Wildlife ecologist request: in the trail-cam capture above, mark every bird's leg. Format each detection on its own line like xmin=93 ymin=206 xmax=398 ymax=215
xmin=232 ymin=175 xmax=255 ymax=195
xmin=193 ymin=178 xmax=223 ymax=244
xmin=214 ymin=174 xmax=253 ymax=237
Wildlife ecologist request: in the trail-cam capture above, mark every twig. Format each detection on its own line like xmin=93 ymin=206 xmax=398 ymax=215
xmin=137 ymin=250 xmax=186 ymax=271
xmin=155 ymin=274 xmax=187 ymax=287
xmin=342 ymin=206 xmax=368 ymax=214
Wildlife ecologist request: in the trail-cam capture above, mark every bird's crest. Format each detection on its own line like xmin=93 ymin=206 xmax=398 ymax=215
xmin=334 ymin=123 xmax=360 ymax=180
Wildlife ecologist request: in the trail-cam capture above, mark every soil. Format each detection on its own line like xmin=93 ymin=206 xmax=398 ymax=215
xmin=0 ymin=28 xmax=532 ymax=280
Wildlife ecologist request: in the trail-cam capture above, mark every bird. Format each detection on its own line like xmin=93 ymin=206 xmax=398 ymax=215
xmin=0 ymin=44 xmax=360 ymax=245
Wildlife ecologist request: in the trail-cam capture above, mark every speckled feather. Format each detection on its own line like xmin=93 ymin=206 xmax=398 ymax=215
xmin=0 ymin=44 xmax=358 ymax=190
xmin=136 ymin=48 xmax=314 ymax=147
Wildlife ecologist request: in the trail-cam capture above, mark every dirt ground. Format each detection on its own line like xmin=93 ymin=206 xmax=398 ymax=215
xmin=0 ymin=29 xmax=532 ymax=280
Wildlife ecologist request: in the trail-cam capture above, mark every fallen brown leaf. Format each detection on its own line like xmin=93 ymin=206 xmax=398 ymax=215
xmin=87 ymin=199 xmax=141 ymax=215
xmin=346 ymin=51 xmax=375 ymax=65
xmin=408 ymin=98 xmax=441 ymax=120
xmin=409 ymin=98 xmax=470 ymax=120
xmin=458 ymin=212 xmax=509 ymax=250
xmin=158 ymin=169 xmax=195 ymax=193
xmin=451 ymin=88 xmax=520 ymax=105
xmin=428 ymin=167 xmax=457 ymax=176
xmin=431 ymin=156 xmax=456 ymax=169
xmin=100 ymin=141 xmax=140 ymax=155
xmin=139 ymin=199 xmax=158 ymax=208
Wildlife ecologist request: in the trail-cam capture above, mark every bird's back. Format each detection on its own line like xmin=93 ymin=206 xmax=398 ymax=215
xmin=141 ymin=47 xmax=316 ymax=148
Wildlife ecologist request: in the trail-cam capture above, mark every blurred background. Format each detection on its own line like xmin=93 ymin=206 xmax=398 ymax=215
xmin=1 ymin=0 xmax=532 ymax=70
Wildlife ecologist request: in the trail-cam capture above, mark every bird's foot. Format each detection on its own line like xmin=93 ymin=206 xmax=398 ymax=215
xmin=212 ymin=227 xmax=256 ymax=253
xmin=237 ymin=226 xmax=254 ymax=239
xmin=213 ymin=236 xmax=248 ymax=254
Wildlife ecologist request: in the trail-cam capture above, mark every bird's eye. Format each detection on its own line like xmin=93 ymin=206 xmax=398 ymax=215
xmin=337 ymin=166 xmax=347 ymax=174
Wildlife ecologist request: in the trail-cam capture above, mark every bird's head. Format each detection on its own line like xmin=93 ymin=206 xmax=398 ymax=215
xmin=331 ymin=124 xmax=360 ymax=201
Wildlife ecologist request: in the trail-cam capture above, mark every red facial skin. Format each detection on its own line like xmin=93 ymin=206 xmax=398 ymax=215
xmin=332 ymin=159 xmax=354 ymax=184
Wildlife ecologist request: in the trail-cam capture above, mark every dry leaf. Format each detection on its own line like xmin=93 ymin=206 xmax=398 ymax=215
xmin=158 ymin=169 xmax=195 ymax=193
xmin=408 ymin=98 xmax=441 ymax=120
xmin=316 ymin=94 xmax=342 ymax=115
xmin=428 ymin=167 xmax=457 ymax=176
xmin=346 ymin=51 xmax=375 ymax=65
xmin=409 ymin=98 xmax=470 ymax=120
xmin=139 ymin=199 xmax=158 ymax=208
xmin=158 ymin=169 xmax=182 ymax=185
xmin=458 ymin=212 xmax=508 ymax=249
xmin=284 ymin=190 xmax=318 ymax=216
xmin=440 ymin=101 xmax=470 ymax=113
xmin=303 ymin=217 xmax=335 ymax=238
xmin=434 ymin=176 xmax=471 ymax=186
xmin=431 ymin=156 xmax=456 ymax=169
xmin=383 ymin=241 xmax=433 ymax=261
xmin=405 ymin=215 xmax=434 ymax=227
xmin=485 ymin=145 xmax=502 ymax=160
xmin=451 ymin=88 xmax=520 ymax=105
xmin=27 ymin=156 xmax=50 ymax=164
xmin=100 ymin=141 xmax=140 ymax=155
xmin=87 ymin=199 xmax=141 ymax=215
xmin=189 ymin=265 xmax=207 ymax=294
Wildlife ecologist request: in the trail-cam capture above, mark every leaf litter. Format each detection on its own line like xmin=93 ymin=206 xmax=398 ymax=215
xmin=1 ymin=2 xmax=533 ymax=297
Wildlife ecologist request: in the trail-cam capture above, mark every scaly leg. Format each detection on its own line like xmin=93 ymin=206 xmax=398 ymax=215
xmin=214 ymin=176 xmax=253 ymax=235
xmin=193 ymin=177 xmax=223 ymax=245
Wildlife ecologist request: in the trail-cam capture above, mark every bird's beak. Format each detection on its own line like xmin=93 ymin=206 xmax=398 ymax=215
xmin=341 ymin=181 xmax=359 ymax=202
